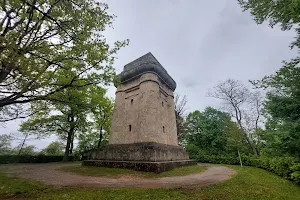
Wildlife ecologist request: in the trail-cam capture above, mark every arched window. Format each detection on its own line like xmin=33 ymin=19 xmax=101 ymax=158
xmin=131 ymin=99 xmax=133 ymax=105
xmin=129 ymin=125 xmax=132 ymax=132
xmin=162 ymin=101 xmax=164 ymax=107
xmin=163 ymin=126 xmax=165 ymax=133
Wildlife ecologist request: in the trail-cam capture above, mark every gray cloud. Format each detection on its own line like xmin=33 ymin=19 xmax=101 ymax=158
xmin=181 ymin=77 xmax=198 ymax=88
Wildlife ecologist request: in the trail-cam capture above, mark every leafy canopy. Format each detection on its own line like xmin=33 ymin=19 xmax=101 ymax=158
xmin=20 ymin=84 xmax=113 ymax=160
xmin=185 ymin=107 xmax=243 ymax=155
xmin=40 ymin=141 xmax=64 ymax=155
xmin=0 ymin=0 xmax=128 ymax=121
xmin=239 ymin=0 xmax=300 ymax=157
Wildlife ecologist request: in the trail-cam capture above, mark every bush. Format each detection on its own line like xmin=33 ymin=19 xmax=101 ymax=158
xmin=194 ymin=154 xmax=240 ymax=165
xmin=290 ymin=164 xmax=300 ymax=184
xmin=185 ymin=144 xmax=200 ymax=159
xmin=187 ymin=146 xmax=300 ymax=185
xmin=0 ymin=155 xmax=80 ymax=164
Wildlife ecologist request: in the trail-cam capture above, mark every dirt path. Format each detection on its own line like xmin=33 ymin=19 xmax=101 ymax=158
xmin=5 ymin=163 xmax=236 ymax=188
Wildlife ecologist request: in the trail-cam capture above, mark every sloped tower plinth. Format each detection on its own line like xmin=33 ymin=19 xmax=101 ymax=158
xmin=83 ymin=53 xmax=196 ymax=173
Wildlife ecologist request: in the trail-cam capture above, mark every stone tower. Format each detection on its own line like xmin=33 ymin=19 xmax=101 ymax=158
xmin=109 ymin=52 xmax=178 ymax=146
xmin=83 ymin=53 xmax=195 ymax=172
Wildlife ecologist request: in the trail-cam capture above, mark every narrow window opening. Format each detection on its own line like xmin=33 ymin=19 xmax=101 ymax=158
xmin=162 ymin=101 xmax=164 ymax=107
xmin=129 ymin=125 xmax=132 ymax=132
xmin=163 ymin=126 xmax=165 ymax=133
xmin=131 ymin=99 xmax=133 ymax=105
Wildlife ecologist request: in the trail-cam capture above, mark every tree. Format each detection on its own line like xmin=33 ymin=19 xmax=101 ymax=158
xmin=238 ymin=0 xmax=300 ymax=50
xmin=239 ymin=0 xmax=300 ymax=157
xmin=252 ymin=64 xmax=300 ymax=156
xmin=20 ymin=85 xmax=111 ymax=161
xmin=75 ymin=88 xmax=113 ymax=154
xmin=89 ymin=86 xmax=113 ymax=148
xmin=20 ymin=88 xmax=89 ymax=161
xmin=76 ymin=129 xmax=109 ymax=155
xmin=13 ymin=144 xmax=36 ymax=155
xmin=0 ymin=0 xmax=128 ymax=122
xmin=208 ymin=79 xmax=263 ymax=155
xmin=185 ymin=107 xmax=241 ymax=155
xmin=40 ymin=141 xmax=64 ymax=155
xmin=174 ymin=93 xmax=188 ymax=145
xmin=0 ymin=134 xmax=12 ymax=154
xmin=226 ymin=121 xmax=249 ymax=154
xmin=4 ymin=131 xmax=39 ymax=155
xmin=17 ymin=132 xmax=29 ymax=155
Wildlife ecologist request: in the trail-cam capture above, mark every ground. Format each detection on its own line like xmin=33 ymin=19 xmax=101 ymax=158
xmin=1 ymin=162 xmax=300 ymax=200
xmin=4 ymin=163 xmax=235 ymax=188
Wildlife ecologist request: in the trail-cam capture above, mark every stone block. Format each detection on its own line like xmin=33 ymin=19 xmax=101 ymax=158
xmin=82 ymin=160 xmax=197 ymax=173
xmin=85 ymin=142 xmax=190 ymax=162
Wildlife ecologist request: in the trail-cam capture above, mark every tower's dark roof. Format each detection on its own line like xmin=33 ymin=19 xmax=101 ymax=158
xmin=118 ymin=52 xmax=177 ymax=91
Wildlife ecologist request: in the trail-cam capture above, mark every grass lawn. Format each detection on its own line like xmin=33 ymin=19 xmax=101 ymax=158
xmin=1 ymin=164 xmax=300 ymax=200
xmin=57 ymin=164 xmax=207 ymax=178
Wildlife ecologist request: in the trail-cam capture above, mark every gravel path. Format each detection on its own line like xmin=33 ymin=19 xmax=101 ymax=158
xmin=5 ymin=163 xmax=236 ymax=188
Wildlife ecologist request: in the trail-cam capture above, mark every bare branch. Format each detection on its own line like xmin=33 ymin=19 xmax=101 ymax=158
xmin=208 ymin=79 xmax=261 ymax=155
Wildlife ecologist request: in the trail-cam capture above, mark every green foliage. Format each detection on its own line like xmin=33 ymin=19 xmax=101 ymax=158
xmin=0 ymin=155 xmax=79 ymax=164
xmin=251 ymin=63 xmax=300 ymax=157
xmin=185 ymin=144 xmax=240 ymax=165
xmin=187 ymin=145 xmax=300 ymax=185
xmin=76 ymin=130 xmax=109 ymax=154
xmin=0 ymin=0 xmax=128 ymax=121
xmin=40 ymin=141 xmax=64 ymax=155
xmin=239 ymin=0 xmax=300 ymax=28
xmin=73 ymin=86 xmax=113 ymax=154
xmin=239 ymin=0 xmax=300 ymax=51
xmin=185 ymin=107 xmax=246 ymax=155
xmin=174 ymin=93 xmax=188 ymax=145
xmin=291 ymin=164 xmax=300 ymax=184
xmin=16 ymin=145 xmax=37 ymax=155
xmin=186 ymin=108 xmax=229 ymax=153
xmin=20 ymin=85 xmax=112 ymax=161
xmin=0 ymin=134 xmax=12 ymax=154
xmin=239 ymin=0 xmax=300 ymax=158
xmin=250 ymin=156 xmax=300 ymax=185
xmin=184 ymin=144 xmax=199 ymax=158
xmin=75 ymin=87 xmax=114 ymax=153
xmin=90 ymin=86 xmax=114 ymax=136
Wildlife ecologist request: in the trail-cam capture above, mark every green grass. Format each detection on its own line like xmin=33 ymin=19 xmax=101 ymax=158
xmin=0 ymin=171 xmax=51 ymax=199
xmin=57 ymin=165 xmax=207 ymax=178
xmin=186 ymin=165 xmax=300 ymax=200
xmin=1 ymin=164 xmax=300 ymax=200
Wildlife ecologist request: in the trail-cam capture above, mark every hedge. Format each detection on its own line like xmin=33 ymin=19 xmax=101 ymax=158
xmin=0 ymin=155 xmax=80 ymax=164
xmin=186 ymin=145 xmax=300 ymax=184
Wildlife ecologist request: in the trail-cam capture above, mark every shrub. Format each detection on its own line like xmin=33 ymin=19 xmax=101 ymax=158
xmin=185 ymin=144 xmax=200 ymax=159
xmin=290 ymin=164 xmax=300 ymax=184
xmin=188 ymin=148 xmax=300 ymax=185
xmin=0 ymin=155 xmax=80 ymax=164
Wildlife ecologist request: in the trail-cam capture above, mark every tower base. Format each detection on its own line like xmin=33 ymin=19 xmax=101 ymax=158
xmin=82 ymin=160 xmax=197 ymax=173
xmin=82 ymin=142 xmax=196 ymax=173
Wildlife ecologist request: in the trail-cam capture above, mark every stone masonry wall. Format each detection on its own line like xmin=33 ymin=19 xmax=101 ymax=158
xmin=109 ymin=73 xmax=178 ymax=146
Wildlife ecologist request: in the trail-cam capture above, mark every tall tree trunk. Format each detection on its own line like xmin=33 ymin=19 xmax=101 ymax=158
xmin=63 ymin=129 xmax=73 ymax=162
xmin=63 ymin=111 xmax=76 ymax=161
xmin=63 ymin=131 xmax=72 ymax=162
xmin=98 ymin=126 xmax=103 ymax=148
xmin=237 ymin=120 xmax=258 ymax=156
xmin=18 ymin=133 xmax=28 ymax=155
xmin=69 ymin=134 xmax=74 ymax=155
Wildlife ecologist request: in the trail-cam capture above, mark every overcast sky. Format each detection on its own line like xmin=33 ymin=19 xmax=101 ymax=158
xmin=1 ymin=0 xmax=297 ymax=149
